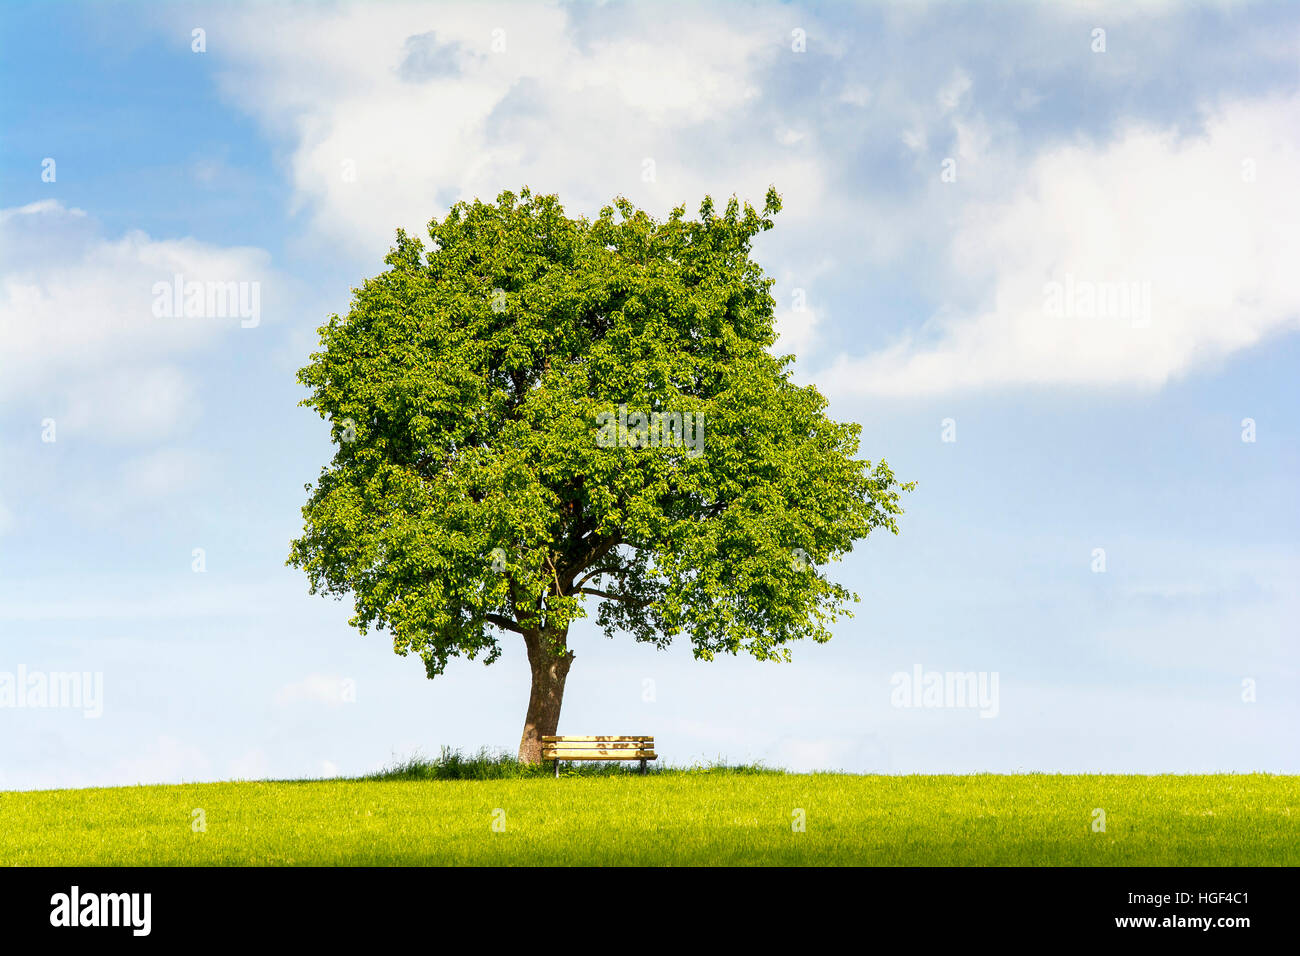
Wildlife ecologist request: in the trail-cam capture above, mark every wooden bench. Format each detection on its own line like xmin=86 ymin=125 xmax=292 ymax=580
xmin=542 ymin=736 xmax=657 ymax=776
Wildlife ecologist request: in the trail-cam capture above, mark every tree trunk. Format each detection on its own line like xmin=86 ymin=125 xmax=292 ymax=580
xmin=517 ymin=628 xmax=574 ymax=764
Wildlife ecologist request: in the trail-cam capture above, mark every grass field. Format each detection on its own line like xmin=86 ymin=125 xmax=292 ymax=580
xmin=2 ymin=756 xmax=1295 ymax=866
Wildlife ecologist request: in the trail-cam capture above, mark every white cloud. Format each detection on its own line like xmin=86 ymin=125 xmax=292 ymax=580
xmin=0 ymin=573 xmax=291 ymax=622
xmin=0 ymin=200 xmax=273 ymax=433
xmin=275 ymin=674 xmax=352 ymax=708
xmin=937 ymin=69 xmax=971 ymax=112
xmin=772 ymin=260 xmax=836 ymax=359
xmin=59 ymin=366 xmax=199 ymax=443
xmin=776 ymin=126 xmax=808 ymax=147
xmin=774 ymin=304 xmax=821 ymax=358
xmin=147 ymin=4 xmax=1299 ymax=396
xmin=119 ymin=447 xmax=204 ymax=498
xmin=823 ymin=95 xmax=1300 ymax=395
xmin=53 ymin=446 xmax=211 ymax=523
xmin=839 ymin=84 xmax=871 ymax=108
xmin=201 ymin=2 xmax=825 ymax=258
xmin=109 ymin=735 xmax=212 ymax=787
xmin=229 ymin=749 xmax=271 ymax=780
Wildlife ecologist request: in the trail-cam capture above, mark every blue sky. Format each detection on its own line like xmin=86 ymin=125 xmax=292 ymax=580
xmin=1 ymin=0 xmax=1297 ymax=789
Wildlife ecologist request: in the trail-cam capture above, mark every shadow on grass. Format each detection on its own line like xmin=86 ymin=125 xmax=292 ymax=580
xmin=359 ymin=747 xmax=784 ymax=781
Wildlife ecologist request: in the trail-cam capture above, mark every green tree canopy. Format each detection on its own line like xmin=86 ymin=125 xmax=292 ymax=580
xmin=289 ymin=187 xmax=913 ymax=761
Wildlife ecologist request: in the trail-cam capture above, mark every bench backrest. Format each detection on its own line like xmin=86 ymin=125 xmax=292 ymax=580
xmin=541 ymin=735 xmax=656 ymax=759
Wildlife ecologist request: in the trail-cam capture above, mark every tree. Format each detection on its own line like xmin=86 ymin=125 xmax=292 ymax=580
xmin=288 ymin=187 xmax=914 ymax=763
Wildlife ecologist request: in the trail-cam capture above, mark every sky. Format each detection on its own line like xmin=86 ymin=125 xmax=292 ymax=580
xmin=0 ymin=0 xmax=1297 ymax=790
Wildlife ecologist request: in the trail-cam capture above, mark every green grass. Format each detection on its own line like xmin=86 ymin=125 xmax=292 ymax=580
xmin=1 ymin=753 xmax=1294 ymax=866
xmin=360 ymin=746 xmax=779 ymax=780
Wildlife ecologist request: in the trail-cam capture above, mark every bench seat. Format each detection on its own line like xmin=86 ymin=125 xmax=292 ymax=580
xmin=542 ymin=736 xmax=656 ymax=775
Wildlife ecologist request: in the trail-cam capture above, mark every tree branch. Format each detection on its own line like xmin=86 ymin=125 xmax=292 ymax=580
xmin=577 ymin=587 xmax=654 ymax=609
xmin=573 ymin=560 xmax=632 ymax=590
xmin=484 ymin=613 xmax=524 ymax=634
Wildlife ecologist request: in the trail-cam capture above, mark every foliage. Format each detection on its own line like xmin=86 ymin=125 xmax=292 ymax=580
xmin=288 ymin=186 xmax=913 ymax=677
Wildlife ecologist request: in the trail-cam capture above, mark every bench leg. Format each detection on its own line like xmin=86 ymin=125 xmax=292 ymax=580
xmin=639 ymin=758 xmax=646 ymax=775
xmin=554 ymin=759 xmax=560 ymax=778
